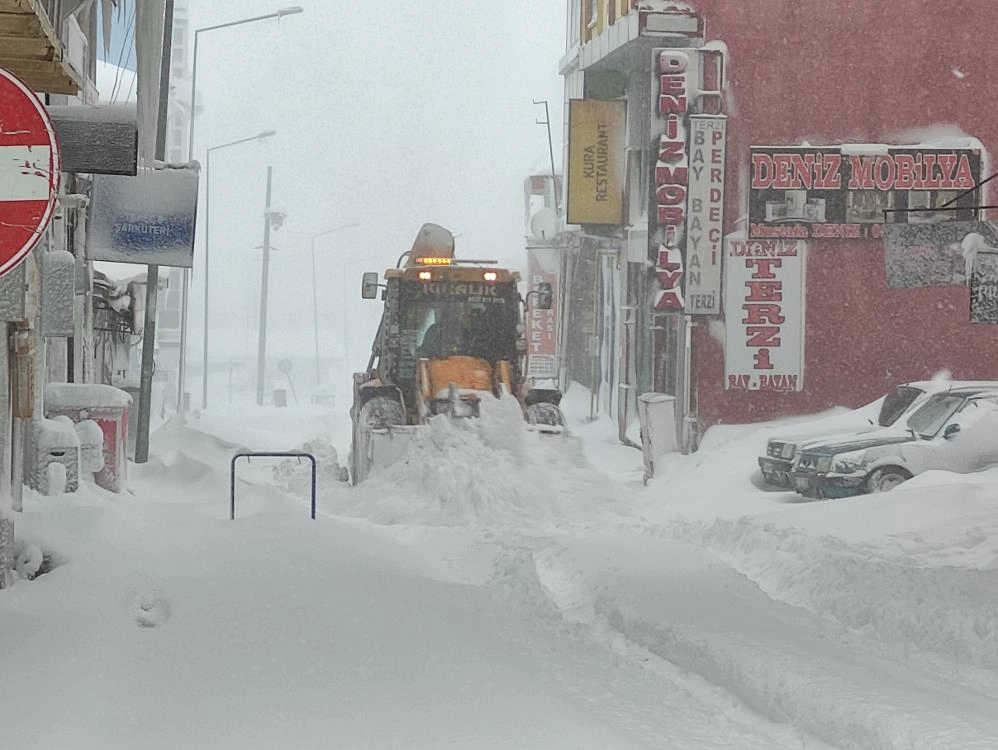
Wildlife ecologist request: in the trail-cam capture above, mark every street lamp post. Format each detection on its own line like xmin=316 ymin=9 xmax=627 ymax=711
xmin=178 ymin=4 xmax=304 ymax=414
xmin=256 ymin=166 xmax=283 ymax=406
xmin=310 ymin=222 xmax=360 ymax=384
xmin=202 ymin=130 xmax=277 ymax=410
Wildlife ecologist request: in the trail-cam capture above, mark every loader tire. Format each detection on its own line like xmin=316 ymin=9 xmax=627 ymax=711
xmin=525 ymin=402 xmax=564 ymax=430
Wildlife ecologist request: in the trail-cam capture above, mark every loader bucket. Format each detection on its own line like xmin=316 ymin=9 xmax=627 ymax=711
xmin=349 ymin=423 xmax=421 ymax=485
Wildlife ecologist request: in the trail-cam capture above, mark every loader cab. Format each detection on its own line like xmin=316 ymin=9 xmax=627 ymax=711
xmin=412 ymin=298 xmax=517 ymax=362
xmin=374 ymin=267 xmax=522 ymax=415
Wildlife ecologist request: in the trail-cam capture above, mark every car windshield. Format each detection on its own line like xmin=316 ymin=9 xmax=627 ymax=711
xmin=877 ymin=385 xmax=923 ymax=426
xmin=905 ymin=394 xmax=966 ymax=438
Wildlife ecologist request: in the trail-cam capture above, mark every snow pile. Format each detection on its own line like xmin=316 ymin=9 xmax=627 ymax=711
xmin=622 ymin=406 xmax=998 ymax=674
xmin=338 ymin=394 xmax=627 ymax=526
xmin=665 ymin=508 xmax=998 ymax=669
xmin=271 ymin=437 xmax=348 ymax=493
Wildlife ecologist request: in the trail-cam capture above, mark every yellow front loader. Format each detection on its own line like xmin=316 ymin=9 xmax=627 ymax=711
xmin=349 ymin=223 xmax=562 ymax=484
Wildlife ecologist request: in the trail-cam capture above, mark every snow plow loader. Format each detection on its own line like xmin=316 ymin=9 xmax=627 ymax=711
xmin=349 ymin=223 xmax=563 ymax=484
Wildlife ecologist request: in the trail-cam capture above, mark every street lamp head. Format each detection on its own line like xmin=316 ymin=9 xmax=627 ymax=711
xmin=266 ymin=207 xmax=288 ymax=230
xmin=278 ymin=6 xmax=305 ymax=17
xmin=257 ymin=129 xmax=278 ymax=140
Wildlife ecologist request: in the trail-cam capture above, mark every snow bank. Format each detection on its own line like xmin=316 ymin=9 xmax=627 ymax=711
xmin=336 ymin=395 xmax=629 ymax=526
xmin=632 ymin=407 xmax=998 ymax=674
xmin=669 ymin=484 xmax=998 ymax=669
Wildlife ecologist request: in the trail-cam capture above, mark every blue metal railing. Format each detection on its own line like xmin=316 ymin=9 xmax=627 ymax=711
xmin=229 ymin=452 xmax=317 ymax=520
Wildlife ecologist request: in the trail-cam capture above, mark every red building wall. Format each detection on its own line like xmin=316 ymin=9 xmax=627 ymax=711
xmin=689 ymin=0 xmax=998 ymax=426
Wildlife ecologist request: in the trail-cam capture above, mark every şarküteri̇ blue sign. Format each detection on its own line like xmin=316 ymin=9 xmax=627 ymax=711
xmin=89 ymin=166 xmax=199 ymax=268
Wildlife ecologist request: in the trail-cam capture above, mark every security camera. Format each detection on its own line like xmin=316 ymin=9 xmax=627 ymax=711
xmin=265 ymin=207 xmax=287 ymax=230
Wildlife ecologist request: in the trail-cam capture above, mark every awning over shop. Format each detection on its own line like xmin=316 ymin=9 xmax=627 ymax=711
xmin=47 ymin=104 xmax=138 ymax=175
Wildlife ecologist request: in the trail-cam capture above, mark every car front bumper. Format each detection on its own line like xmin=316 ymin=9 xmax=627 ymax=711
xmin=758 ymin=457 xmax=793 ymax=487
xmin=790 ymin=471 xmax=865 ymax=499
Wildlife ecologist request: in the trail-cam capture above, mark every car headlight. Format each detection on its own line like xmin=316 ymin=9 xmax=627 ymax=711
xmin=815 ymin=456 xmax=833 ymax=473
xmin=781 ymin=443 xmax=796 ymax=459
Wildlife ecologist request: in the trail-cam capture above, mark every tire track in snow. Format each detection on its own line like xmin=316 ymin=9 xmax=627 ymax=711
xmin=524 ymin=533 xmax=998 ymax=750
xmin=527 ymin=539 xmax=842 ymax=750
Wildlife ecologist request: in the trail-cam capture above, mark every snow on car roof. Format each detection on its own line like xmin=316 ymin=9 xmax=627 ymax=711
xmin=923 ymin=385 xmax=998 ymax=398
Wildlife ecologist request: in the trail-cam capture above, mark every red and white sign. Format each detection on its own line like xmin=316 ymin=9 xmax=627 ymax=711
xmin=652 ymin=49 xmax=690 ymax=311
xmin=0 ymin=66 xmax=60 ymax=278
xmin=654 ymin=243 xmax=684 ymax=310
xmin=724 ymin=238 xmax=805 ymax=392
xmin=526 ymin=246 xmax=559 ymax=380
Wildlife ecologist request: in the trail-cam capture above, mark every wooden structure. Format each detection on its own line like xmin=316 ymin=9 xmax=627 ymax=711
xmin=0 ymin=0 xmax=81 ymax=95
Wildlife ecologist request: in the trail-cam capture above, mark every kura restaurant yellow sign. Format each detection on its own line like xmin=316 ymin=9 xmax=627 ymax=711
xmin=567 ymin=99 xmax=626 ymax=226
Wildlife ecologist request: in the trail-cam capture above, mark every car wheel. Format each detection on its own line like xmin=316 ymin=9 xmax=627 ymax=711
xmin=865 ymin=466 xmax=912 ymax=494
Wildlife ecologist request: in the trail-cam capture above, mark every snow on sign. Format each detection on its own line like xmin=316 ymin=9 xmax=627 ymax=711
xmin=0 ymin=66 xmax=61 ymax=278
xmin=88 ymin=167 xmax=198 ymax=267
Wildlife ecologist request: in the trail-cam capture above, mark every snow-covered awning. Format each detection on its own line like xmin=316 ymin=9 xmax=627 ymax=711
xmin=47 ymin=104 xmax=138 ymax=176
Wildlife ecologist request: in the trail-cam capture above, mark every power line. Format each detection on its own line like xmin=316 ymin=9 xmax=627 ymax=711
xmin=109 ymin=3 xmax=136 ymax=104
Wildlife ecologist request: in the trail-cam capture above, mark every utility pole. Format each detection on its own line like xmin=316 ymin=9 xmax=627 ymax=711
xmin=256 ymin=166 xmax=273 ymax=406
xmin=136 ymin=0 xmax=174 ymax=463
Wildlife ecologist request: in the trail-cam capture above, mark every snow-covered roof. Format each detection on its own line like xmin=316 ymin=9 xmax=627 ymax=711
xmin=45 ymin=383 xmax=133 ymax=410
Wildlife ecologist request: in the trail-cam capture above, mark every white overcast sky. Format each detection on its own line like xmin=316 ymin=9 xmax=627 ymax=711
xmin=181 ymin=0 xmax=567 ymax=364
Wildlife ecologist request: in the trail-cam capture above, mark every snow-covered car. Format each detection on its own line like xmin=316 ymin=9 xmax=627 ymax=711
xmin=759 ymin=381 xmax=935 ymax=488
xmin=789 ymin=385 xmax=998 ymax=499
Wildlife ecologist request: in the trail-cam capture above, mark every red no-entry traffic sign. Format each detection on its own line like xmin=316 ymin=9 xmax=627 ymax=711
xmin=0 ymin=66 xmax=60 ymax=278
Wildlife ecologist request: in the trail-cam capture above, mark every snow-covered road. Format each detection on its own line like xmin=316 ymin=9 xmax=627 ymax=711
xmin=3 ymin=398 xmax=997 ymax=749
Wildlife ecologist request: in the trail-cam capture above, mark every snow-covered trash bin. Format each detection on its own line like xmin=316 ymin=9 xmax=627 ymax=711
xmin=44 ymin=383 xmax=132 ymax=493
xmin=75 ymin=419 xmax=106 ymax=479
xmin=25 ymin=417 xmax=81 ymax=495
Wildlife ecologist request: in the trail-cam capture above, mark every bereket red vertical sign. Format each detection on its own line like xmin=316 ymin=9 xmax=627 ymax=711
xmin=526 ymin=246 xmax=559 ymax=380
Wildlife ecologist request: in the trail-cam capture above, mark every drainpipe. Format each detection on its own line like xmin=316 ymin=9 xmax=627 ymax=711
xmin=681 ymin=313 xmax=694 ymax=453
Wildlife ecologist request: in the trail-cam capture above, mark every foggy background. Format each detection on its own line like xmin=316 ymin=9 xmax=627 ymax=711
xmin=179 ymin=0 xmax=566 ymax=398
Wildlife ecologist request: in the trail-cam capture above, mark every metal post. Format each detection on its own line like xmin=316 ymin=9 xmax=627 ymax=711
xmin=311 ymin=237 xmax=320 ymax=383
xmin=80 ymin=211 xmax=94 ymax=384
xmin=177 ymin=24 xmax=200 ymax=416
xmin=10 ymin=417 xmax=23 ymax=514
xmin=230 ymin=451 xmax=317 ymax=520
xmin=533 ymin=99 xmax=560 ymax=216
xmin=256 ymin=166 xmax=273 ymax=406
xmin=0 ymin=320 xmax=11 ymax=586
xmin=201 ymin=147 xmax=212 ymax=410
xmin=136 ymin=0 xmax=174 ymax=463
